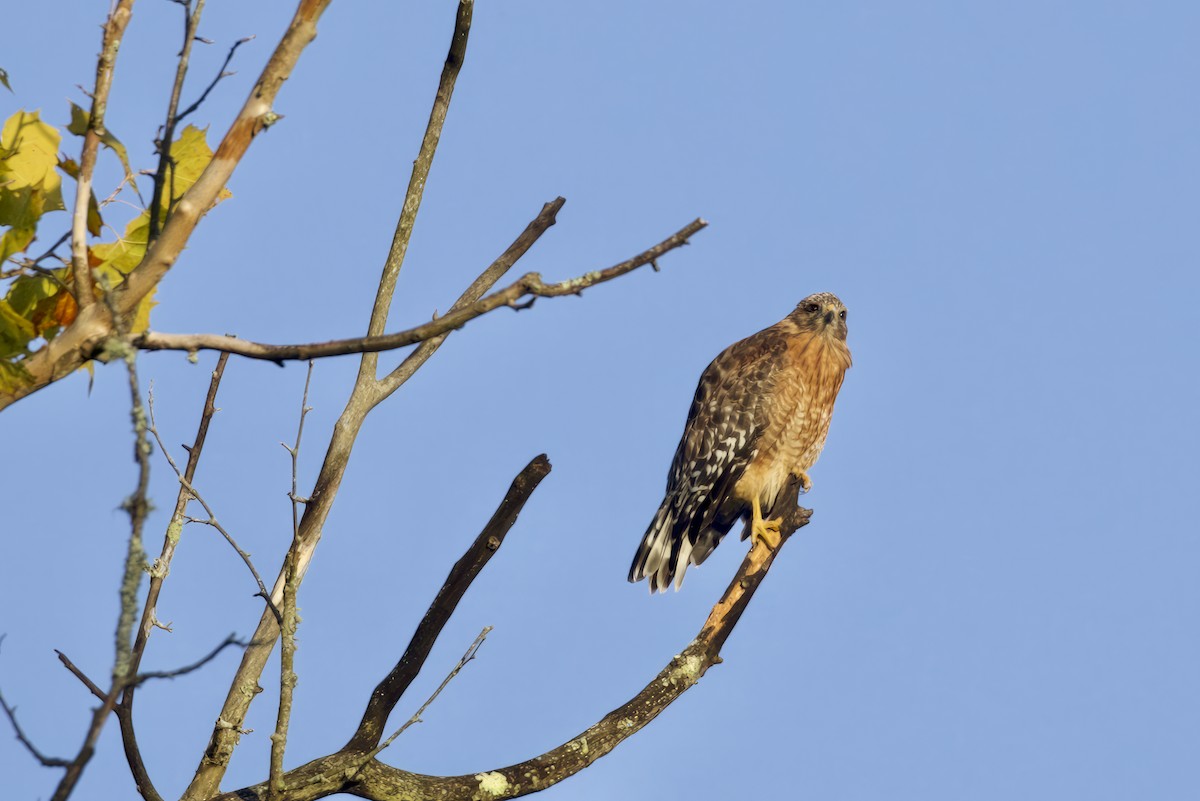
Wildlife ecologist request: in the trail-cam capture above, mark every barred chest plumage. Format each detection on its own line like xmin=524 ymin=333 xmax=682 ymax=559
xmin=734 ymin=330 xmax=850 ymax=510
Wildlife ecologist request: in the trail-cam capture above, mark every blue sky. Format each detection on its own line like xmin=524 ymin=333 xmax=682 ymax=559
xmin=3 ymin=2 xmax=1199 ymax=799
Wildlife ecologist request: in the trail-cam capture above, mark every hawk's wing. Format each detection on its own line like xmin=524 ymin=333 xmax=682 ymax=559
xmin=629 ymin=325 xmax=789 ymax=591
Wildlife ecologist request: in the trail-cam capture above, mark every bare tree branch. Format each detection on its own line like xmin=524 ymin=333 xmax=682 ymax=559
xmin=176 ymin=36 xmax=255 ymax=125
xmin=54 ymin=651 xmax=106 ymax=701
xmin=0 ymin=635 xmax=71 ymax=769
xmin=147 ymin=387 xmax=279 ymax=620
xmin=346 ymin=454 xmax=552 ymax=752
xmin=69 ymin=0 xmax=135 ymax=308
xmin=132 ymin=217 xmax=707 ymax=364
xmin=130 ymin=634 xmax=245 ymax=686
xmin=213 ymin=479 xmax=812 ymax=801
xmin=148 ymin=0 xmax=207 ymax=241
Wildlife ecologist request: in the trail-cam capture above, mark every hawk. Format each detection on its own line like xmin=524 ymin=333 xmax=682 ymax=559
xmin=628 ymin=292 xmax=852 ymax=592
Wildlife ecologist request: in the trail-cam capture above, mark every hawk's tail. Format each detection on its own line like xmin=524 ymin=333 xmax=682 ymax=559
xmin=628 ymin=499 xmax=677 ymax=592
xmin=629 ymin=494 xmax=725 ymax=592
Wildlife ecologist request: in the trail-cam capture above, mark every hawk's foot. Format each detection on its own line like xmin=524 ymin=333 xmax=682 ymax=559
xmin=751 ymin=516 xmax=783 ymax=551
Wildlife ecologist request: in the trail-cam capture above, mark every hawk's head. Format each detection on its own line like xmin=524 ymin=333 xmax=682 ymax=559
xmin=791 ymin=292 xmax=848 ymax=341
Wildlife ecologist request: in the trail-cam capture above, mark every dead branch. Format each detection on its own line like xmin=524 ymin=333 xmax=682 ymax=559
xmin=0 ymin=635 xmax=71 ymax=769
xmin=147 ymin=388 xmax=278 ymax=619
xmin=176 ymin=35 xmax=256 ymax=125
xmin=213 ymin=479 xmax=811 ymax=801
xmin=148 ymin=0 xmax=207 ymax=241
xmin=132 ymin=217 xmax=707 ymax=364
xmin=346 ymin=454 xmax=552 ymax=752
xmin=129 ymin=634 xmax=245 ymax=686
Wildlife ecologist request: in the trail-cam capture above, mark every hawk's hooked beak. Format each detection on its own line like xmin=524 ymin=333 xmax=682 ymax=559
xmin=823 ymin=310 xmax=835 ymax=326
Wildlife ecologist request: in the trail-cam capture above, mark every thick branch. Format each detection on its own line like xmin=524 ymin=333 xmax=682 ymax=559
xmin=70 ymin=0 xmax=134 ymax=308
xmin=346 ymin=454 xmax=552 ymax=752
xmin=215 ymin=479 xmax=812 ymax=801
xmin=133 ymin=216 xmax=706 ymax=363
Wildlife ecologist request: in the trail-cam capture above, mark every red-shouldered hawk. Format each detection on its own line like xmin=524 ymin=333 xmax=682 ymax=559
xmin=628 ymin=292 xmax=852 ymax=592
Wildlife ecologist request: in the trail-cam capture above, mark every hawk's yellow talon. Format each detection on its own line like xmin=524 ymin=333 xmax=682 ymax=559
xmin=750 ymin=496 xmax=783 ymax=550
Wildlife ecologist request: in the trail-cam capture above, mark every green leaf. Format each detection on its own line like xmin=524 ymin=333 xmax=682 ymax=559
xmin=0 ymin=298 xmax=36 ymax=359
xmin=0 ymin=68 xmax=11 ymax=93
xmin=67 ymin=101 xmax=138 ymax=194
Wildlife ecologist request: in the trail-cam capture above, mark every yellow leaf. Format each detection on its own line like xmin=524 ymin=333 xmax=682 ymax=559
xmin=161 ymin=125 xmax=232 ymax=209
xmin=0 ymin=110 xmax=64 ymax=215
xmin=90 ymin=212 xmax=150 ymax=278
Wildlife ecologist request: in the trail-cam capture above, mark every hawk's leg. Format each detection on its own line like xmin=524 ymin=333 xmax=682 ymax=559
xmin=750 ymin=496 xmax=783 ymax=551
xmin=792 ymin=469 xmax=812 ymax=493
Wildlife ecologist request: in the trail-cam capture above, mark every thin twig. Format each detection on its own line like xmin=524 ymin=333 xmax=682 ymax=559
xmin=0 ymin=689 xmax=71 ymax=768
xmin=69 ymin=0 xmax=135 ymax=308
xmin=269 ymin=362 xmax=314 ymax=800
xmin=356 ymin=626 xmax=491 ymax=775
xmin=146 ymin=387 xmax=280 ymax=620
xmin=176 ymin=35 xmax=254 ymax=124
xmin=150 ymin=0 xmax=207 ymax=240
xmin=132 ymin=633 xmax=244 ymax=685
xmin=0 ymin=635 xmax=71 ymax=769
xmin=134 ymin=216 xmax=707 ymax=363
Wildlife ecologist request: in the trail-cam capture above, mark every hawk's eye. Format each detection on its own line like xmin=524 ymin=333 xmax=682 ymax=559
xmin=839 ymin=310 xmax=847 ymax=320
xmin=804 ymin=303 xmax=819 ymax=313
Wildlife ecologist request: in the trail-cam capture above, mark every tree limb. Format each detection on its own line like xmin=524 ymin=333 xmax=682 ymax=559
xmin=132 ymin=217 xmax=706 ymax=364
